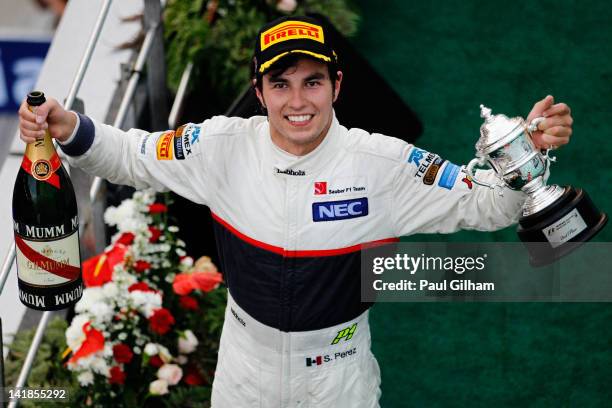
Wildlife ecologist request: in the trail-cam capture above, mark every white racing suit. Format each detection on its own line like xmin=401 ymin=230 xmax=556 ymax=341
xmin=60 ymin=112 xmax=526 ymax=407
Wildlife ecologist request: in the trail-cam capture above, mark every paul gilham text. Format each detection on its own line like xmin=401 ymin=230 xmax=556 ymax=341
xmin=373 ymin=279 xmax=495 ymax=292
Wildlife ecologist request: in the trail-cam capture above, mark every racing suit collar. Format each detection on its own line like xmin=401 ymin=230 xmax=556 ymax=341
xmin=265 ymin=110 xmax=341 ymax=178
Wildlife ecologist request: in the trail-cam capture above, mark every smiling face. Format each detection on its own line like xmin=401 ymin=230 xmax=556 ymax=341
xmin=255 ymin=57 xmax=343 ymax=156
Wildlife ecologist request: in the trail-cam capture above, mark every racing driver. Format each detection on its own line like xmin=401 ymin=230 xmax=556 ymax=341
xmin=18 ymin=15 xmax=573 ymax=408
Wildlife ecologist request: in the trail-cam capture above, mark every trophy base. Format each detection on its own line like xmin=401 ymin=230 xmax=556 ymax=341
xmin=517 ymin=187 xmax=608 ymax=267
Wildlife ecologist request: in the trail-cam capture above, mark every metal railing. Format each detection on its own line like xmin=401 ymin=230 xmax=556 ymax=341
xmin=88 ymin=23 xmax=159 ymax=203
xmin=0 ymin=0 xmax=194 ymax=405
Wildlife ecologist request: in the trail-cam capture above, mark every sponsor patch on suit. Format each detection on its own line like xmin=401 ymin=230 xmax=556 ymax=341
xmin=438 ymin=162 xmax=461 ymax=189
xmin=312 ymin=197 xmax=369 ymax=222
xmin=312 ymin=177 xmax=367 ymax=196
xmin=156 ymin=131 xmax=174 ymax=160
xmin=423 ymin=157 xmax=445 ymax=185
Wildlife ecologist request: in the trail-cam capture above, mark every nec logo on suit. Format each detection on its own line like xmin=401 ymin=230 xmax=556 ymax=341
xmin=312 ymin=198 xmax=369 ymax=222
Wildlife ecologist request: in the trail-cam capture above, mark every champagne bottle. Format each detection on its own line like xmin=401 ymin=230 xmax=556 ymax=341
xmin=12 ymin=91 xmax=83 ymax=310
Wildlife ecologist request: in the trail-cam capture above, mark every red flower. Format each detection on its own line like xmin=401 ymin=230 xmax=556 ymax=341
xmin=109 ymin=366 xmax=126 ymax=385
xmin=173 ymin=271 xmax=223 ymax=295
xmin=148 ymin=226 xmax=162 ymax=243
xmin=184 ymin=365 xmax=205 ymax=386
xmin=149 ymin=355 xmax=163 ymax=367
xmin=128 ymin=282 xmax=156 ymax=293
xmin=68 ymin=322 xmax=105 ymax=364
xmin=149 ymin=308 xmax=175 ymax=335
xmin=192 ymin=271 xmax=223 ymax=292
xmin=112 ymin=343 xmax=134 ymax=364
xmin=148 ymin=203 xmax=168 ymax=214
xmin=81 ymin=245 xmax=127 ymax=287
xmin=179 ymin=296 xmax=199 ymax=310
xmin=133 ymin=260 xmax=151 ymax=273
xmin=116 ymin=232 xmax=135 ymax=246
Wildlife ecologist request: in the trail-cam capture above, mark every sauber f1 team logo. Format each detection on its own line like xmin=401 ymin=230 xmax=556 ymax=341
xmin=156 ymin=131 xmax=174 ymax=160
xmin=314 ymin=181 xmax=327 ymax=195
xmin=261 ymin=21 xmax=324 ymax=50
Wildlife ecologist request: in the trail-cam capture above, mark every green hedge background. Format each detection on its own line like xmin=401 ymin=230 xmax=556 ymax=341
xmin=350 ymin=1 xmax=612 ymax=406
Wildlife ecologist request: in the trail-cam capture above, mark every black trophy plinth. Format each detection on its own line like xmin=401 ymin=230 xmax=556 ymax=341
xmin=517 ymin=187 xmax=607 ymax=267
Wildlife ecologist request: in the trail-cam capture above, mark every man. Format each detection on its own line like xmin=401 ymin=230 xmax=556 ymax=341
xmin=19 ymin=15 xmax=572 ymax=408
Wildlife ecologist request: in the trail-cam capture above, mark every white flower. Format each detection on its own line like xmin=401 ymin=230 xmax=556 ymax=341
xmin=158 ymin=345 xmax=173 ymax=363
xmin=90 ymin=356 xmax=110 ymax=377
xmin=157 ymin=364 xmax=183 ymax=386
xmin=65 ymin=315 xmax=90 ymax=351
xmin=121 ymin=218 xmax=147 ymax=234
xmin=75 ymin=287 xmax=105 ymax=313
xmin=144 ymin=343 xmax=159 ymax=356
xmin=129 ymin=290 xmax=162 ymax=318
xmin=77 ymin=371 xmax=94 ymax=386
xmin=118 ymin=332 xmax=127 ymax=341
xmin=103 ymin=344 xmax=113 ymax=357
xmin=103 ymin=206 xmax=120 ymax=226
xmin=180 ymin=256 xmax=194 ymax=268
xmin=90 ymin=302 xmax=114 ymax=324
xmin=168 ymin=226 xmax=179 ymax=233
xmin=149 ymin=379 xmax=169 ymax=395
xmin=178 ymin=330 xmax=199 ymax=354
xmin=276 ymin=0 xmax=297 ymax=12
xmin=176 ymin=355 xmax=188 ymax=365
xmin=102 ymin=282 xmax=119 ymax=298
xmin=133 ymin=346 xmax=141 ymax=354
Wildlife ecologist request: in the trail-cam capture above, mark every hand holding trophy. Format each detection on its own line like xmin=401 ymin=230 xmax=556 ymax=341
xmin=466 ymin=105 xmax=607 ymax=266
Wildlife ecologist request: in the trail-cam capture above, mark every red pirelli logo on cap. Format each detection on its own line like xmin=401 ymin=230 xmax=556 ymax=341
xmin=261 ymin=21 xmax=324 ymax=51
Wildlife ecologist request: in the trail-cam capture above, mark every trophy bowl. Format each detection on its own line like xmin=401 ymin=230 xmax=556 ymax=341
xmin=466 ymin=105 xmax=607 ymax=266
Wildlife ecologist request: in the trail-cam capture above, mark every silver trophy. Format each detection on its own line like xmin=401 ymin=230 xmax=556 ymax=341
xmin=466 ymin=105 xmax=607 ymax=266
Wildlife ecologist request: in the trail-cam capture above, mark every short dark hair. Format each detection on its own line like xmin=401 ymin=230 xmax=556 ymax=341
xmin=252 ymin=54 xmax=339 ymax=94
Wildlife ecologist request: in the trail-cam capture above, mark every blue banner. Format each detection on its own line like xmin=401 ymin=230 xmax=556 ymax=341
xmin=0 ymin=38 xmax=51 ymax=113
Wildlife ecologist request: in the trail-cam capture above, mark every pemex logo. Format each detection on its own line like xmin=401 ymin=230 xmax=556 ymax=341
xmin=261 ymin=21 xmax=324 ymax=51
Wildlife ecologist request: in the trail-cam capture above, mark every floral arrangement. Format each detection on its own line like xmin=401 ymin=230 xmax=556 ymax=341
xmin=63 ymin=190 xmax=226 ymax=407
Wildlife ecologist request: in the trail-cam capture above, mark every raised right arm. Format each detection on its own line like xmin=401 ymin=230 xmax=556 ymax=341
xmin=19 ymin=97 xmax=213 ymax=205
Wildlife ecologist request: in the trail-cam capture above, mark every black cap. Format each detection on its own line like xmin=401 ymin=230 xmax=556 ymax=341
xmin=253 ymin=15 xmax=337 ymax=76
xmin=27 ymin=91 xmax=46 ymax=106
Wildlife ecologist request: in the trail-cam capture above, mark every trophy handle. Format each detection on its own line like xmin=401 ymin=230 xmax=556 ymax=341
xmin=527 ymin=116 xmax=545 ymax=133
xmin=466 ymin=156 xmax=497 ymax=190
xmin=527 ymin=116 xmax=558 ymax=164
